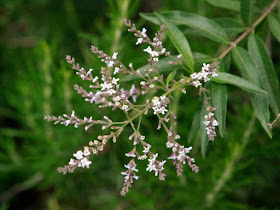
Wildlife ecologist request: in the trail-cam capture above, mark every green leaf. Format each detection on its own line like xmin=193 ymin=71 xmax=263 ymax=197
xmin=188 ymin=109 xmax=201 ymax=144
xmin=241 ymin=0 xmax=256 ymax=26
xmin=268 ymin=13 xmax=280 ymax=43
xmin=141 ymin=11 xmax=229 ymax=44
xmin=154 ymin=12 xmax=194 ymax=71
xmin=223 ymin=53 xmax=231 ymax=72
xmin=193 ymin=52 xmax=214 ymax=69
xmin=206 ymin=0 xmax=240 ymax=12
xmin=211 ymin=62 xmax=227 ymax=137
xmin=248 ymin=35 xmax=280 ymax=116
xmin=232 ymin=47 xmax=271 ymax=138
xmin=166 ymin=70 xmax=176 ymax=86
xmin=214 ymin=18 xmax=246 ymax=35
xmin=210 ymin=72 xmax=268 ymax=94
xmin=200 ymin=104 xmax=209 ymax=158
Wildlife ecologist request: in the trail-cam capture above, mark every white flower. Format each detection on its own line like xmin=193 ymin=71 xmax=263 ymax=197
xmin=140 ymin=81 xmax=146 ymax=86
xmin=65 ymin=120 xmax=71 ymax=126
xmin=100 ymin=81 xmax=113 ymax=90
xmin=113 ymin=96 xmax=121 ymax=102
xmin=81 ymin=157 xmax=92 ymax=168
xmin=151 ymin=50 xmax=159 ymax=57
xmin=112 ymin=77 xmax=119 ymax=85
xmin=73 ymin=150 xmax=84 ymax=160
xmin=84 ymin=148 xmax=91 ymax=156
xmin=122 ymin=105 xmax=129 ymax=111
xmin=192 ymin=80 xmax=202 ymax=88
xmin=92 ymin=76 xmax=99 ymax=83
xmin=144 ymin=46 xmax=152 ymax=54
xmin=190 ymin=73 xmax=198 ymax=80
xmin=152 ymin=97 xmax=160 ymax=106
xmin=112 ymin=52 xmax=118 ymax=60
xmin=68 ymin=158 xmax=76 ymax=165
xmin=141 ymin=28 xmax=147 ymax=36
xmin=203 ymin=120 xmax=210 ymax=126
xmin=107 ymin=60 xmax=114 ymax=67
xmin=136 ymin=38 xmax=143 ymax=45
xmin=107 ymin=89 xmax=116 ymax=95
xmin=213 ymin=120 xmax=219 ymax=126
xmin=87 ymin=68 xmax=94 ymax=75
xmin=114 ymin=67 xmax=120 ymax=75
xmin=71 ymin=110 xmax=75 ymax=118
xmin=202 ymin=63 xmax=210 ymax=72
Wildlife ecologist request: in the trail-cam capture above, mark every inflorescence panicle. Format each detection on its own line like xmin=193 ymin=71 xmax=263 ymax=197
xmin=44 ymin=19 xmax=219 ymax=196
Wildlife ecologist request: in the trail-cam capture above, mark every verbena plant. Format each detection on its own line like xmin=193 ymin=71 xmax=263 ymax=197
xmin=44 ymin=0 xmax=280 ymax=197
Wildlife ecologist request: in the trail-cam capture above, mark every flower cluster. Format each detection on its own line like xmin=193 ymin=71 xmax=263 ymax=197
xmin=45 ymin=19 xmax=220 ymax=196
xmin=203 ymin=106 xmax=219 ymax=141
xmin=146 ymin=153 xmax=166 ymax=180
xmin=152 ymin=95 xmax=169 ymax=115
xmin=190 ymin=63 xmax=218 ymax=88
xmin=121 ymin=159 xmax=139 ymax=196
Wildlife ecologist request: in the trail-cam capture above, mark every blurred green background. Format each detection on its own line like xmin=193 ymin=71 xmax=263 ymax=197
xmin=1 ymin=0 xmax=280 ymax=209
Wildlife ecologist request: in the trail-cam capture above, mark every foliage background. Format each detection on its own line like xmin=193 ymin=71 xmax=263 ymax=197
xmin=1 ymin=0 xmax=280 ymax=209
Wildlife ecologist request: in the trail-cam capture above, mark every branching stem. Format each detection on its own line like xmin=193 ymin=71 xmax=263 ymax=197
xmin=218 ymin=0 xmax=278 ymax=60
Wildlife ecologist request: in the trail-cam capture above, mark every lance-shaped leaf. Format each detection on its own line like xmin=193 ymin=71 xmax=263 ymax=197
xmin=166 ymin=70 xmax=176 ymax=86
xmin=241 ymin=0 xmax=256 ymax=26
xmin=154 ymin=12 xmax=194 ymax=71
xmin=188 ymin=109 xmax=201 ymax=144
xmin=232 ymin=47 xmax=272 ymax=138
xmin=268 ymin=13 xmax=280 ymax=43
xmin=141 ymin=11 xmax=229 ymax=44
xmin=193 ymin=53 xmax=213 ymax=69
xmin=206 ymin=0 xmax=240 ymax=11
xmin=223 ymin=53 xmax=231 ymax=72
xmin=248 ymin=35 xmax=280 ymax=116
xmin=214 ymin=18 xmax=246 ymax=35
xmin=211 ymin=61 xmax=227 ymax=137
xmin=210 ymin=72 xmax=268 ymax=94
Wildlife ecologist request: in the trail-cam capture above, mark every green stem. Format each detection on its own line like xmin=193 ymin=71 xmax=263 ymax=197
xmin=218 ymin=0 xmax=278 ymax=59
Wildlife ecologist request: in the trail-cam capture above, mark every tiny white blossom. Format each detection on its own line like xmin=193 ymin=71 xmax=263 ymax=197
xmin=114 ymin=67 xmax=120 ymax=75
xmin=122 ymin=105 xmax=129 ymax=111
xmin=107 ymin=60 xmax=114 ymax=67
xmin=112 ymin=52 xmax=118 ymax=60
xmin=87 ymin=68 xmax=94 ymax=75
xmin=100 ymin=82 xmax=113 ymax=90
xmin=81 ymin=157 xmax=92 ymax=168
xmin=107 ymin=89 xmax=116 ymax=95
xmin=92 ymin=76 xmax=99 ymax=83
xmin=73 ymin=150 xmax=84 ymax=160
xmin=141 ymin=28 xmax=147 ymax=36
xmin=112 ymin=77 xmax=119 ymax=85
xmin=136 ymin=38 xmax=143 ymax=45
xmin=71 ymin=110 xmax=75 ymax=118
xmin=69 ymin=158 xmax=76 ymax=165
xmin=84 ymin=148 xmax=91 ymax=156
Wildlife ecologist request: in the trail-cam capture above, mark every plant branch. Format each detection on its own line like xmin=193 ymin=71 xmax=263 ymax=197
xmin=218 ymin=0 xmax=278 ymax=59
